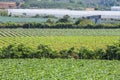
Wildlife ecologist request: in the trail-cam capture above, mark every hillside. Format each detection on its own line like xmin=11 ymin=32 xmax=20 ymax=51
xmin=0 ymin=0 xmax=120 ymax=10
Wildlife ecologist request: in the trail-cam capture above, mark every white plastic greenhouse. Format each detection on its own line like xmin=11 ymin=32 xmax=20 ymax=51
xmin=111 ymin=6 xmax=120 ymax=11
xmin=8 ymin=9 xmax=120 ymax=19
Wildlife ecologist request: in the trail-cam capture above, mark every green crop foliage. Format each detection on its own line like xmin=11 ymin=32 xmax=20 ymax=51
xmin=0 ymin=36 xmax=119 ymax=50
xmin=0 ymin=16 xmax=51 ymax=23
xmin=0 ymin=59 xmax=120 ymax=80
xmin=0 ymin=29 xmax=120 ymax=50
xmin=0 ymin=29 xmax=120 ymax=36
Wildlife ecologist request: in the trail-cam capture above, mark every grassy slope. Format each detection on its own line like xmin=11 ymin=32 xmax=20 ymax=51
xmin=26 ymin=0 xmax=120 ymax=10
xmin=0 ymin=0 xmax=119 ymax=10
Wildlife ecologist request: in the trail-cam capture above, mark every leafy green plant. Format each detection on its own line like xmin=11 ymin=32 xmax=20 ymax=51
xmin=16 ymin=44 xmax=33 ymax=58
xmin=1 ymin=44 xmax=17 ymax=58
xmin=32 ymin=44 xmax=54 ymax=58
xmin=94 ymin=48 xmax=105 ymax=59
xmin=1 ymin=44 xmax=33 ymax=58
xmin=78 ymin=47 xmax=94 ymax=59
xmin=78 ymin=19 xmax=95 ymax=28
xmin=105 ymin=41 xmax=120 ymax=60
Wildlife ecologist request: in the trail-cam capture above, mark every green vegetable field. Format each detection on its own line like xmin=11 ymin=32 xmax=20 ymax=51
xmin=0 ymin=36 xmax=119 ymax=50
xmin=0 ymin=29 xmax=120 ymax=36
xmin=0 ymin=16 xmax=50 ymax=23
xmin=0 ymin=59 xmax=120 ymax=80
xmin=0 ymin=29 xmax=120 ymax=79
xmin=0 ymin=29 xmax=120 ymax=50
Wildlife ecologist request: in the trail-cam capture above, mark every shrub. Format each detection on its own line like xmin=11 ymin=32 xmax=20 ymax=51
xmin=67 ymin=47 xmax=79 ymax=59
xmin=0 ymin=11 xmax=8 ymax=16
xmin=0 ymin=42 xmax=120 ymax=60
xmin=59 ymin=47 xmax=79 ymax=59
xmin=78 ymin=47 xmax=94 ymax=59
xmin=57 ymin=15 xmax=72 ymax=23
xmin=94 ymin=48 xmax=105 ymax=59
xmin=1 ymin=44 xmax=33 ymax=59
xmin=31 ymin=44 xmax=54 ymax=58
xmin=105 ymin=41 xmax=120 ymax=60
xmin=59 ymin=49 xmax=68 ymax=58
xmin=16 ymin=44 xmax=33 ymax=58
xmin=77 ymin=19 xmax=95 ymax=28
xmin=1 ymin=44 xmax=17 ymax=58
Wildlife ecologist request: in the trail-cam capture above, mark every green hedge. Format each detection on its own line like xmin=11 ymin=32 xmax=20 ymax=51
xmin=0 ymin=41 xmax=120 ymax=60
xmin=0 ymin=22 xmax=120 ymax=29
xmin=0 ymin=11 xmax=8 ymax=16
xmin=0 ymin=18 xmax=120 ymax=29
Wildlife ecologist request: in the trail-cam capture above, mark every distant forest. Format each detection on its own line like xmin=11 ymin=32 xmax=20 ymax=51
xmin=0 ymin=0 xmax=120 ymax=10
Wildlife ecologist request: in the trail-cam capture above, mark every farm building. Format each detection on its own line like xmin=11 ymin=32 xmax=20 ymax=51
xmin=8 ymin=9 xmax=120 ymax=20
xmin=111 ymin=6 xmax=120 ymax=11
xmin=0 ymin=2 xmax=16 ymax=9
xmin=85 ymin=8 xmax=95 ymax=11
xmin=86 ymin=15 xmax=101 ymax=24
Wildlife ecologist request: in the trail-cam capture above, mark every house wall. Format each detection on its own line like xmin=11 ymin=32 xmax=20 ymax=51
xmin=0 ymin=2 xmax=16 ymax=9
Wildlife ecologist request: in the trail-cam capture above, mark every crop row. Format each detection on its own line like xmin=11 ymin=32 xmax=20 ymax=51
xmin=0 ymin=29 xmax=120 ymax=37
xmin=0 ymin=36 xmax=119 ymax=50
xmin=0 ymin=16 xmax=49 ymax=23
xmin=0 ymin=40 xmax=120 ymax=60
xmin=0 ymin=59 xmax=120 ymax=80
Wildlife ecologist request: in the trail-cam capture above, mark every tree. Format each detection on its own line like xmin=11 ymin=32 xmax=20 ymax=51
xmin=75 ymin=18 xmax=83 ymax=25
xmin=46 ymin=19 xmax=54 ymax=24
xmin=78 ymin=47 xmax=94 ymax=59
xmin=33 ymin=14 xmax=41 ymax=18
xmin=78 ymin=19 xmax=95 ymax=28
xmin=57 ymin=15 xmax=72 ymax=23
xmin=105 ymin=41 xmax=120 ymax=60
xmin=21 ymin=4 xmax=30 ymax=9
